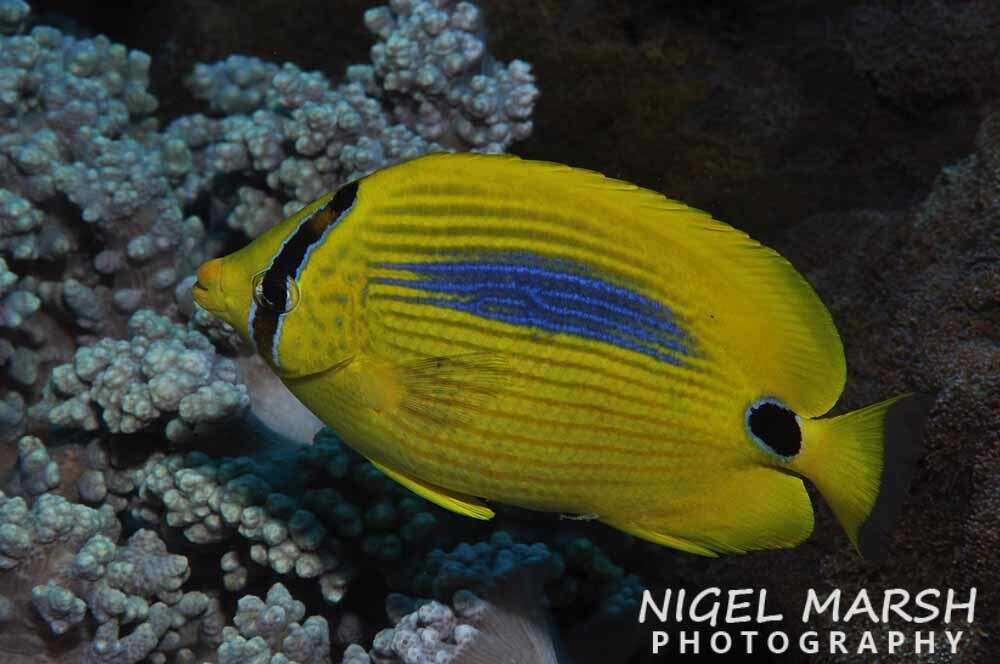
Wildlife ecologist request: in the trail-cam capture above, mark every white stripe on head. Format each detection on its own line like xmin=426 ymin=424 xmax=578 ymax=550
xmin=247 ymin=299 xmax=258 ymax=351
xmin=272 ymin=307 xmax=286 ymax=369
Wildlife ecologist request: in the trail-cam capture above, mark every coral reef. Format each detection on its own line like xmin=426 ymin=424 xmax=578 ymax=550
xmin=173 ymin=0 xmax=537 ymax=234
xmin=217 ymin=583 xmax=330 ymax=664
xmin=347 ymin=577 xmax=559 ymax=664
xmin=39 ymin=309 xmax=248 ymax=442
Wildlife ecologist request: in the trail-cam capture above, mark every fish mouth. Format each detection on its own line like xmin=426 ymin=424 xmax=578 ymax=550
xmin=192 ymin=258 xmax=226 ymax=312
xmin=191 ymin=280 xmax=224 ymax=312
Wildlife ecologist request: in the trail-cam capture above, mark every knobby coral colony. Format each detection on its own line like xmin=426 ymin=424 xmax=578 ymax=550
xmin=0 ymin=0 xmax=655 ymax=662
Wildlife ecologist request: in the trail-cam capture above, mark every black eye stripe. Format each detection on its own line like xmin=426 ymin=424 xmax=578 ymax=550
xmin=263 ymin=183 xmax=358 ymax=310
xmin=330 ymin=182 xmax=358 ymax=221
xmin=251 ymin=181 xmax=359 ymax=362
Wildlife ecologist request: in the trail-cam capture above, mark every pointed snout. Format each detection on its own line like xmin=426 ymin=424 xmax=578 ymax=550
xmin=192 ymin=258 xmax=225 ymax=312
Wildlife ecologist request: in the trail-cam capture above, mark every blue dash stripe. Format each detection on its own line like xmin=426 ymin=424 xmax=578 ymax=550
xmin=372 ymin=253 xmax=694 ymax=366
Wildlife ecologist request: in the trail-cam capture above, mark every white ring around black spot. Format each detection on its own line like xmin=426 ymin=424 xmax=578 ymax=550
xmin=745 ymin=397 xmax=802 ymax=462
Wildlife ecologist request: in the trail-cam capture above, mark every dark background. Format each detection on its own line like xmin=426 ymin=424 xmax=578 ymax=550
xmin=29 ymin=0 xmax=999 ymax=240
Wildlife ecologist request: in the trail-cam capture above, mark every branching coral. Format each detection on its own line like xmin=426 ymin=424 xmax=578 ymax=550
xmin=44 ymin=421 xmax=646 ymax=661
xmin=124 ymin=430 xmax=445 ymax=604
xmin=38 ymin=309 xmax=248 ymax=442
xmin=173 ymin=0 xmax=538 ymax=238
xmin=0 ymin=0 xmax=28 ymax=34
xmin=0 ymin=479 xmax=225 ymax=663
xmin=350 ymin=573 xmax=559 ymax=664
xmin=75 ymin=529 xmax=226 ymax=664
xmin=217 ymin=583 xmax=330 ymax=664
xmin=0 ymin=489 xmax=119 ymax=660
xmin=13 ymin=434 xmax=59 ymax=496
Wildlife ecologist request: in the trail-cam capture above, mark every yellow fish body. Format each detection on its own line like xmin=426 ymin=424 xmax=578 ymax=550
xmin=193 ymin=153 xmax=928 ymax=558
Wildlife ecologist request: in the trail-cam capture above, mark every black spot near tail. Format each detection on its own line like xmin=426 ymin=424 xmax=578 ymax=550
xmin=748 ymin=400 xmax=801 ymax=458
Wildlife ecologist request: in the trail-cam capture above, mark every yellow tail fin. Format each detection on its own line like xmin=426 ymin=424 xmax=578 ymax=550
xmin=796 ymin=394 xmax=932 ymax=560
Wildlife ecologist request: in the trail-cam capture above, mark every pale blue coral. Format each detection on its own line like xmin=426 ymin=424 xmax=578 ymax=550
xmin=14 ymin=434 xmax=58 ymax=496
xmin=364 ymin=0 xmax=538 ymax=148
xmin=218 ymin=583 xmax=330 ymax=664
xmin=0 ymin=15 xmax=212 ymax=390
xmin=124 ymin=430 xmax=439 ymax=604
xmin=31 ymin=580 xmax=87 ymax=636
xmin=188 ymin=55 xmax=280 ymax=116
xmin=42 ymin=309 xmax=248 ymax=440
xmin=352 ymin=583 xmax=559 ymax=664
xmin=366 ymin=594 xmax=481 ymax=664
xmin=3 ymin=429 xmax=646 ymax=662
xmin=0 ymin=0 xmax=536 ymax=408
xmin=0 ymin=0 xmax=29 ymax=34
xmin=55 ymin=528 xmax=226 ymax=663
xmin=0 ymin=256 xmax=38 ymax=328
xmin=169 ymin=0 xmax=537 ymax=235
xmin=0 ymin=189 xmax=60 ymax=261
xmin=0 ymin=490 xmax=121 ymax=570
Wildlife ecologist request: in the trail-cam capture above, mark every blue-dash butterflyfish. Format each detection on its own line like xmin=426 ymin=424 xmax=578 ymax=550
xmin=192 ymin=153 xmax=930 ymax=559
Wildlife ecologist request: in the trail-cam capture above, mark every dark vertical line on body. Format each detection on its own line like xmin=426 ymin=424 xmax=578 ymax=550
xmin=252 ymin=182 xmax=359 ymax=366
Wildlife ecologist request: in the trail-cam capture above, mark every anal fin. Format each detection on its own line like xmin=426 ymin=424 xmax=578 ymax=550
xmin=603 ymin=468 xmax=814 ymax=556
xmin=370 ymin=459 xmax=495 ymax=520
xmin=602 ymin=519 xmax=720 ymax=557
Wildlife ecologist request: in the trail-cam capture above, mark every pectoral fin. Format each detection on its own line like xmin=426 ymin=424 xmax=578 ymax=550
xmin=396 ymin=352 xmax=508 ymax=427
xmin=369 ymin=459 xmax=495 ymax=520
xmin=353 ymin=351 xmax=506 ymax=419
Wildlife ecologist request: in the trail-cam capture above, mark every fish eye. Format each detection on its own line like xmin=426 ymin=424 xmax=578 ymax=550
xmin=745 ymin=397 xmax=801 ymax=461
xmin=251 ymin=271 xmax=300 ymax=314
